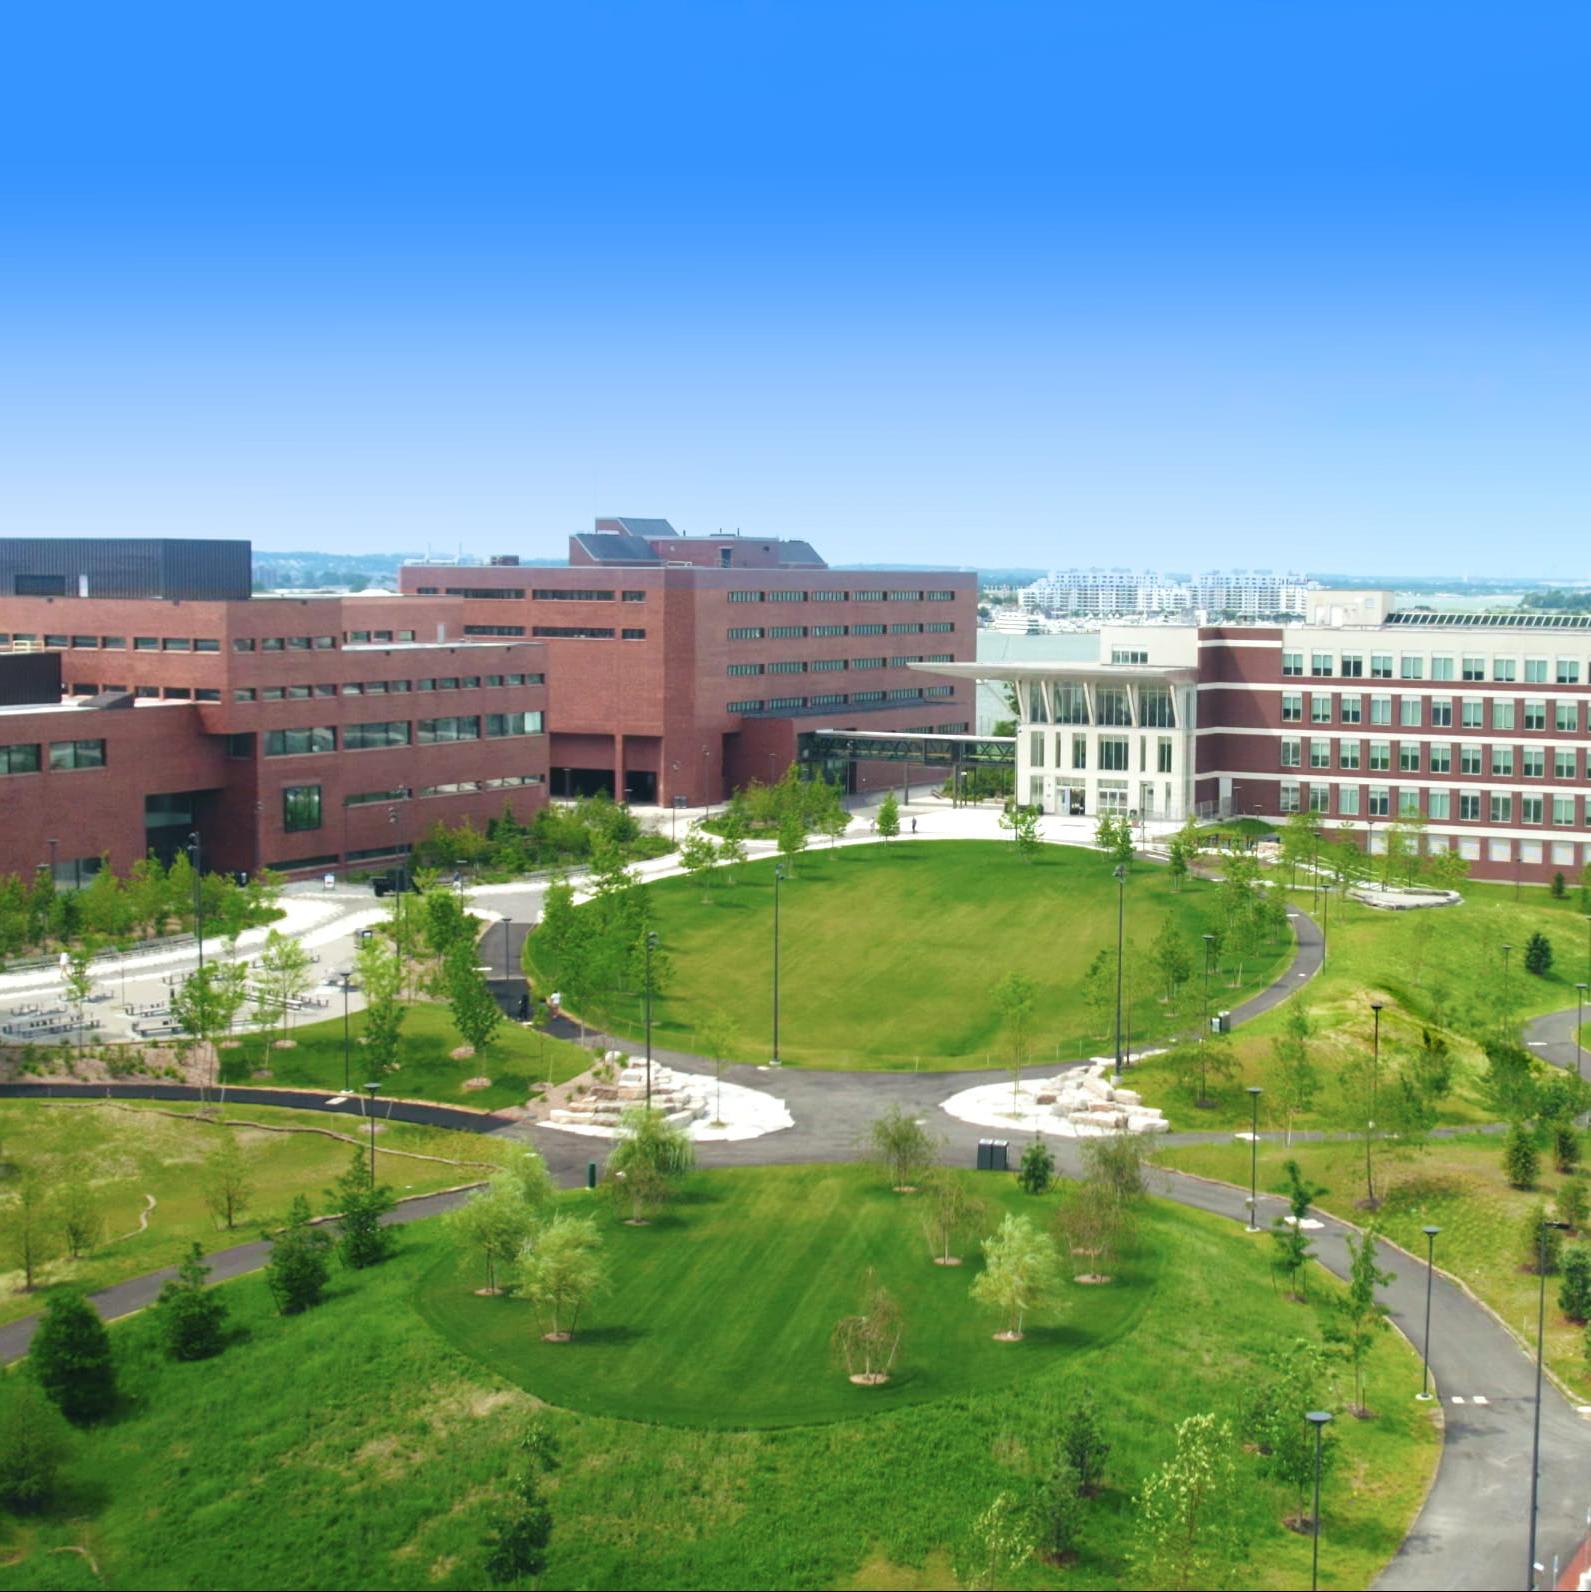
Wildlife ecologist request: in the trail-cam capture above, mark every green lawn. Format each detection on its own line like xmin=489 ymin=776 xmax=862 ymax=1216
xmin=0 ymin=1100 xmax=504 ymax=1324
xmin=1127 ymin=876 xmax=1591 ymax=1130
xmin=241 ymin=999 xmax=594 ymax=1110
xmin=533 ymin=841 xmax=1293 ymax=1070
xmin=1154 ymin=1128 xmax=1591 ymax=1398
xmin=0 ymin=1168 xmax=1437 ymax=1591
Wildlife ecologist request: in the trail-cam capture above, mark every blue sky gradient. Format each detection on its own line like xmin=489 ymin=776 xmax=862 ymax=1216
xmin=1 ymin=2 xmax=1586 ymax=572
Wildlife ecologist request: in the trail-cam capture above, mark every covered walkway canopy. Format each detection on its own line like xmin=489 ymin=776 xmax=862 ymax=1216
xmin=797 ymin=728 xmax=1015 ymax=769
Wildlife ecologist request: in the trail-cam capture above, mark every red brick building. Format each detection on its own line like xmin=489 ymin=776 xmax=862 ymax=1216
xmin=400 ymin=518 xmax=978 ymax=804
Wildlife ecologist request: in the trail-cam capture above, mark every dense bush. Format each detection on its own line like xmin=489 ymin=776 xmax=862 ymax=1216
xmin=0 ymin=1381 xmax=72 ymax=1512
xmin=156 ymin=1244 xmax=229 ymax=1361
xmin=266 ymin=1195 xmax=333 ymax=1313
xmin=31 ymin=1291 xmax=117 ymax=1425
xmin=412 ymin=794 xmax=668 ymax=877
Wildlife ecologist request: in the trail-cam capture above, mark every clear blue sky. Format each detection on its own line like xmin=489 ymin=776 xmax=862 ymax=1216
xmin=1 ymin=2 xmax=1587 ymax=575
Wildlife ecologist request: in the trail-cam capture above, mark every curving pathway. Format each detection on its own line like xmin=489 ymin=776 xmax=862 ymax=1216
xmin=4 ymin=894 xmax=1588 ymax=1588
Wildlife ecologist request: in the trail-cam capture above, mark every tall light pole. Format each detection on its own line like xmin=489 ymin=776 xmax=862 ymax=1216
xmin=1370 ymin=999 xmax=1383 ymax=1111
xmin=771 ymin=863 xmax=786 ymax=1065
xmin=1576 ymin=983 xmax=1587 ymax=1081
xmin=643 ymin=930 xmax=658 ymax=1108
xmin=1306 ymin=1410 xmax=1333 ymax=1591
xmin=503 ymin=915 xmax=513 ymax=982
xmin=1529 ymin=1219 xmax=1572 ymax=1590
xmin=1501 ymin=942 xmax=1514 ymax=1036
xmin=1245 ymin=1086 xmax=1262 ymax=1231
xmin=338 ymin=971 xmax=353 ymax=1093
xmin=188 ymin=831 xmax=204 ymax=978
xmin=1417 ymin=1224 xmax=1440 ymax=1400
xmin=1201 ymin=931 xmax=1215 ymax=1043
xmin=364 ymin=1080 xmax=381 ymax=1181
xmin=1112 ymin=862 xmax=1126 ymax=1079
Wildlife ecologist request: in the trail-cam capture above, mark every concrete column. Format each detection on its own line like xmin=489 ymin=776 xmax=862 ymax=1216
xmin=614 ymin=733 xmax=626 ymax=803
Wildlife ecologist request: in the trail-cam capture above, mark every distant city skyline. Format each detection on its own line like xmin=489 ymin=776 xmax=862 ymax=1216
xmin=2 ymin=4 xmax=1589 ymax=575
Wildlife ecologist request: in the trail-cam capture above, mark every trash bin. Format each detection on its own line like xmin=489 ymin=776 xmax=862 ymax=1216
xmin=989 ymin=1139 xmax=1010 ymax=1172
xmin=976 ymin=1138 xmax=993 ymax=1170
xmin=1214 ymin=1010 xmax=1232 ymax=1034
xmin=586 ymin=1160 xmax=598 ymax=1190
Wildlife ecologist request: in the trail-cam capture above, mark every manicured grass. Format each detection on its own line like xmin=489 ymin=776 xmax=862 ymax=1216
xmin=535 ymin=841 xmax=1293 ymax=1070
xmin=0 ymin=1169 xmax=1437 ymax=1592
xmin=1154 ymin=1128 xmax=1591 ymax=1398
xmin=1127 ymin=877 xmax=1591 ymax=1130
xmin=241 ymin=999 xmax=593 ymax=1109
xmin=0 ymin=1099 xmax=503 ymax=1324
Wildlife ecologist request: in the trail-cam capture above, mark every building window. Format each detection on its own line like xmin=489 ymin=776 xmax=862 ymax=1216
xmin=1554 ymin=797 xmax=1576 ymax=826
xmin=1096 ymin=687 xmax=1132 ymax=726
xmin=1557 ymin=749 xmax=1578 ymax=781
xmin=1310 ymin=741 xmax=1331 ymax=769
xmin=1340 ymin=695 xmax=1362 ymax=725
xmin=621 ymin=628 xmax=647 ymax=640
xmin=532 ymin=588 xmax=614 ymax=601
xmin=1493 ymin=658 xmax=1517 ymax=683
xmin=1029 ymin=731 xmax=1046 ymax=767
xmin=1280 ymin=738 xmax=1301 ymax=768
xmin=1400 ymin=697 xmax=1422 ymax=727
xmin=726 ymin=699 xmax=763 ymax=713
xmin=344 ymin=721 xmax=412 ymax=750
xmin=1556 ymin=701 xmax=1580 ymax=734
xmin=1339 ymin=653 xmax=1363 ymax=678
xmin=48 ymin=739 xmax=107 ymax=770
xmin=1279 ymin=782 xmax=1301 ymax=814
xmin=1369 ymin=695 xmax=1392 ymax=725
xmin=1523 ymin=747 xmax=1545 ymax=778
xmin=1557 ymin=658 xmax=1582 ymax=685
xmin=1461 ymin=655 xmax=1485 ymax=681
xmin=1429 ymin=790 xmax=1450 ymax=819
xmin=1311 ymin=652 xmax=1334 ymax=676
xmin=1281 ymin=692 xmax=1302 ymax=723
xmin=532 ymin=626 xmax=615 ymax=639
xmin=417 ymin=716 xmax=481 ymax=743
xmin=1429 ymin=743 xmax=1451 ymax=773
xmin=485 ymin=712 xmax=543 ymax=737
xmin=727 ymin=663 xmax=765 ymax=677
xmin=1492 ymin=747 xmax=1515 ymax=777
xmin=1368 ymin=786 xmax=1389 ymax=817
xmin=1370 ymin=653 xmax=1393 ymax=679
xmin=621 ymin=590 xmax=646 ymax=603
xmin=1459 ymin=791 xmax=1481 ymax=820
xmin=233 ymin=688 xmax=256 ymax=702
xmin=1339 ymin=740 xmax=1361 ymax=770
xmin=1522 ymin=795 xmax=1545 ymax=825
xmin=1525 ymin=700 xmax=1546 ymax=731
xmin=1369 ymin=741 xmax=1390 ymax=771
xmin=283 ymin=785 xmax=323 ymax=832
xmin=1399 ymin=789 xmax=1422 ymax=818
xmin=1488 ymin=838 xmax=1511 ymax=862
xmin=0 ymin=743 xmax=41 ymax=775
xmin=1098 ymin=737 xmax=1129 ymax=771
xmin=1526 ymin=657 xmax=1549 ymax=684
xmin=101 ymin=636 xmax=125 ymax=650
xmin=463 ymin=624 xmax=527 ymax=637
xmin=1430 ymin=656 xmax=1454 ymax=681
xmin=1430 ymin=698 xmax=1453 ymax=727
xmin=1490 ymin=794 xmax=1512 ymax=824
xmin=850 ymin=657 xmax=884 ymax=670
xmin=727 ymin=590 xmax=764 ymax=604
xmin=1310 ymin=695 xmax=1332 ymax=724
xmin=1493 ymin=700 xmax=1516 ymax=731
xmin=1309 ymin=785 xmax=1330 ymax=814
xmin=1281 ymin=651 xmax=1303 ymax=677
xmin=133 ymin=636 xmax=158 ymax=651
xmin=1399 ymin=744 xmax=1421 ymax=772
xmin=1399 ymin=655 xmax=1424 ymax=680
xmin=1338 ymin=785 xmax=1360 ymax=815
xmin=264 ymin=727 xmax=337 ymax=756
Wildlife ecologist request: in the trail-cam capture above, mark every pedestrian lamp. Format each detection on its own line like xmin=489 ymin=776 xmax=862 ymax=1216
xmin=1529 ymin=1219 xmax=1573 ymax=1588
xmin=1576 ymin=983 xmax=1587 ymax=1081
xmin=364 ymin=1080 xmax=381 ymax=1181
xmin=188 ymin=831 xmax=204 ymax=977
xmin=1417 ymin=1225 xmax=1440 ymax=1400
xmin=1245 ymin=1086 xmax=1263 ymax=1231
xmin=643 ymin=930 xmax=659 ymax=1108
xmin=337 ymin=970 xmax=354 ymax=1093
xmin=503 ymin=915 xmax=513 ymax=982
xmin=1201 ymin=932 xmax=1215 ymax=1042
xmin=1369 ymin=999 xmax=1384 ymax=1108
xmin=771 ymin=864 xmax=786 ymax=1065
xmin=1305 ymin=1410 xmax=1333 ymax=1590
xmin=1501 ymin=942 xmax=1514 ymax=1034
xmin=1112 ymin=862 xmax=1126 ymax=1079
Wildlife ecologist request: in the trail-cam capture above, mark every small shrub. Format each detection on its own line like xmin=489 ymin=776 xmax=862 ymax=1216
xmin=1523 ymin=931 xmax=1553 ymax=977
xmin=1058 ymin=1390 xmax=1111 ymax=1494
xmin=0 ymin=1382 xmax=72 ymax=1513
xmin=1504 ymin=1122 xmax=1540 ymax=1190
xmin=156 ymin=1243 xmax=228 ymax=1361
xmin=1552 ymin=871 xmax=1568 ymax=900
xmin=1559 ymin=1246 xmax=1591 ymax=1323
xmin=1523 ymin=1202 xmax=1564 ymax=1275
xmin=31 ymin=1291 xmax=116 ymax=1425
xmin=267 ymin=1195 xmax=332 ymax=1314
xmin=329 ymin=1151 xmax=397 ymax=1270
xmin=1555 ymin=1123 xmax=1583 ymax=1176
xmin=1558 ymin=1174 xmax=1590 ymax=1233
xmin=1017 ymin=1137 xmax=1055 ymax=1195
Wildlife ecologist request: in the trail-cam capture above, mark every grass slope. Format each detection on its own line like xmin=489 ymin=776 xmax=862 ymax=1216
xmin=535 ymin=841 xmax=1292 ymax=1070
xmin=0 ymin=1100 xmax=502 ymax=1324
xmin=0 ymin=1170 xmax=1437 ymax=1592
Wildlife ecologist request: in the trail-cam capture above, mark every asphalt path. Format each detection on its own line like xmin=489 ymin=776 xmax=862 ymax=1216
xmin=5 ymin=900 xmax=1588 ymax=1589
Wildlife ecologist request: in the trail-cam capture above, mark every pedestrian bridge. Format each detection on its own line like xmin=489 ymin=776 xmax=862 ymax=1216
xmin=796 ymin=728 xmax=1015 ymax=771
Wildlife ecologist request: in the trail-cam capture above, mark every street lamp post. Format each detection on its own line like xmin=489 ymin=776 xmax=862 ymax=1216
xmin=338 ymin=971 xmax=353 ymax=1093
xmin=364 ymin=1081 xmax=381 ymax=1181
xmin=1576 ymin=983 xmax=1587 ymax=1081
xmin=643 ymin=930 xmax=658 ymax=1108
xmin=1418 ymin=1224 xmax=1440 ymax=1399
xmin=1529 ymin=1219 xmax=1573 ymax=1589
xmin=1370 ymin=999 xmax=1383 ymax=1111
xmin=1306 ymin=1410 xmax=1333 ymax=1590
xmin=1112 ymin=862 xmax=1126 ymax=1079
xmin=1502 ymin=942 xmax=1514 ymax=1035
xmin=1245 ymin=1086 xmax=1262 ymax=1231
xmin=771 ymin=863 xmax=786 ymax=1065
xmin=1201 ymin=932 xmax=1215 ymax=1043
xmin=187 ymin=831 xmax=204 ymax=978
xmin=503 ymin=916 xmax=513 ymax=982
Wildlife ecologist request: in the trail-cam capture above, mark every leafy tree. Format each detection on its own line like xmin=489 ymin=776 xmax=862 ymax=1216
xmin=201 ymin=1133 xmax=254 ymax=1230
xmin=517 ymin=1216 xmax=607 ymax=1341
xmin=31 ymin=1290 xmax=116 ymax=1424
xmin=531 ymin=875 xmax=577 ymax=976
xmin=445 ymin=938 xmax=502 ymax=1055
xmin=256 ymin=928 xmax=313 ymax=1048
xmin=816 ymin=799 xmax=850 ymax=848
xmin=266 ymin=1194 xmax=332 ymax=1314
xmin=997 ymin=798 xmax=1041 ymax=860
xmin=1341 ymin=1228 xmax=1393 ymax=1415
xmin=1133 ymin=1413 xmax=1238 ymax=1592
xmin=605 ymin=1106 xmax=694 ymax=1223
xmin=1279 ymin=808 xmax=1321 ymax=890
xmin=1058 ymin=1390 xmax=1111 ymax=1495
xmin=1016 ymin=1135 xmax=1054 ymax=1195
xmin=1272 ymin=1002 xmax=1318 ymax=1145
xmin=0 ymin=1381 xmax=73 ymax=1514
xmin=482 ymin=1422 xmax=558 ymax=1585
xmin=1524 ymin=931 xmax=1554 ymax=977
xmin=1081 ymin=1132 xmax=1146 ymax=1206
xmin=1029 ymin=1452 xmax=1084 ymax=1563
xmin=1167 ymin=815 xmax=1200 ymax=891
xmin=993 ymin=969 xmax=1038 ymax=1112
xmin=329 ymin=1149 xmax=397 ymax=1269
xmin=876 ymin=790 xmax=900 ymax=842
xmin=776 ymin=810 xmax=808 ymax=875
xmin=1559 ymin=1246 xmax=1591 ymax=1323
xmin=677 ymin=828 xmax=719 ymax=900
xmin=1482 ymin=1038 xmax=1540 ymax=1122
xmin=445 ymin=1175 xmax=543 ymax=1294
xmin=1057 ymin=1181 xmax=1127 ymax=1280
xmin=1244 ymin=1338 xmax=1338 ymax=1524
xmin=971 ymin=1213 xmax=1060 ymax=1340
xmin=55 ymin=1173 xmax=102 ymax=1260
xmin=1504 ymin=1122 xmax=1540 ymax=1190
xmin=695 ymin=1007 xmax=739 ymax=1128
xmin=829 ymin=1267 xmax=905 ymax=1384
xmin=6 ymin=1175 xmax=58 ymax=1290
xmin=1552 ymin=871 xmax=1568 ymax=900
xmin=156 ymin=1243 xmax=228 ymax=1361
xmin=356 ymin=934 xmax=406 ymax=1080
xmin=1151 ymin=918 xmax=1193 ymax=1006
xmin=1270 ymin=1159 xmax=1324 ymax=1300
xmin=1336 ymin=1052 xmax=1388 ymax=1207
xmin=1523 ymin=1201 xmax=1564 ymax=1275
xmin=868 ymin=1104 xmax=936 ymax=1192
xmin=170 ymin=963 xmax=238 ymax=1083
xmin=920 ymin=1168 xmax=984 ymax=1265
xmin=970 ymin=1489 xmax=1038 ymax=1590
xmin=1094 ymin=811 xmax=1134 ymax=866
xmin=1558 ymin=1174 xmax=1590 ymax=1233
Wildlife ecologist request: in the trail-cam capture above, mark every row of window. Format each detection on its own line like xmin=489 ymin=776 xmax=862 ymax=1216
xmin=1025 ymin=683 xmax=1177 ymax=727
xmin=262 ymin=713 xmax=544 ymax=756
xmin=529 ymin=626 xmax=647 ymax=640
xmin=1280 ymin=737 xmax=1591 ymax=780
xmin=1279 ymin=691 xmax=1584 ymax=732
xmin=526 ymin=588 xmax=646 ymax=602
xmin=1281 ymin=649 xmax=1586 ymax=684
xmin=1032 ymin=734 xmax=1177 ymax=774
xmin=727 ymin=622 xmax=957 ymax=640
xmin=726 ymin=654 xmax=954 ymax=677
xmin=282 ymin=773 xmax=546 ymax=831
xmin=229 ymin=672 xmax=544 ymax=702
xmin=8 ymin=634 xmax=227 ymax=653
xmin=725 ymin=589 xmax=959 ymax=605
xmin=344 ymin=629 xmax=420 ymax=644
xmin=724 ymin=687 xmax=953 ymax=714
xmin=0 ymin=739 xmax=107 ymax=774
xmin=1274 ymin=780 xmax=1588 ymax=829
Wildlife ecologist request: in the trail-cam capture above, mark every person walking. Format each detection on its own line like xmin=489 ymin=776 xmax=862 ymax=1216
xmin=910 ymin=817 xmax=918 ymax=835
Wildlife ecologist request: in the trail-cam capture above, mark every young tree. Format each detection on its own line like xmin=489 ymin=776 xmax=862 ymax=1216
xmin=1524 ymin=931 xmax=1554 ymax=977
xmin=1151 ymin=918 xmax=1193 ymax=1007
xmin=517 ymin=1216 xmax=607 ymax=1341
xmin=1558 ymin=1246 xmax=1591 ymax=1323
xmin=1504 ymin=1121 xmax=1541 ymax=1190
xmin=201 ymin=1133 xmax=254 ymax=1231
xmin=716 ymin=811 xmax=749 ymax=878
xmin=1336 ymin=1052 xmax=1387 ymax=1207
xmin=1030 ymin=1453 xmax=1084 ymax=1565
xmin=816 ymin=799 xmax=850 ymax=849
xmin=1341 ymin=1228 xmax=1394 ymax=1416
xmin=55 ymin=1173 xmax=102 ymax=1260
xmin=31 ymin=1290 xmax=116 ymax=1424
xmin=969 ymin=1489 xmax=1038 ymax=1590
xmin=875 ymin=789 xmax=901 ymax=842
xmin=1017 ymin=1136 xmax=1055 ymax=1195
xmin=1057 ymin=1181 xmax=1126 ymax=1282
xmin=1558 ymin=1174 xmax=1590 ymax=1233
xmin=1523 ymin=1200 xmax=1565 ymax=1275
xmin=329 ymin=1149 xmax=397 ymax=1269
xmin=6 ymin=1175 xmax=59 ymax=1290
xmin=156 ymin=1243 xmax=229 ymax=1361
xmin=829 ymin=1267 xmax=905 ymax=1385
xmin=677 ymin=828 xmax=720 ymax=900
xmin=266 ymin=1194 xmax=332 ymax=1314
xmin=356 ymin=933 xmax=406 ymax=1080
xmin=1133 ymin=1413 xmax=1238 ymax=1592
xmin=773 ymin=807 xmax=809 ymax=876
xmin=695 ymin=1007 xmax=739 ymax=1128
xmin=1279 ymin=809 xmax=1321 ymax=891
xmin=171 ymin=963 xmax=235 ymax=1084
xmin=1270 ymin=1159 xmax=1323 ymax=1300
xmin=256 ymin=928 xmax=313 ymax=1047
xmin=971 ymin=1213 xmax=1061 ymax=1340
xmin=606 ymin=1105 xmax=694 ymax=1223
xmin=920 ymin=1168 xmax=985 ymax=1265
xmin=483 ymin=1422 xmax=558 ymax=1585
xmin=445 ymin=1175 xmax=543 ymax=1295
xmin=1080 ymin=1132 xmax=1146 ymax=1207
xmin=868 ymin=1104 xmax=936 ymax=1192
xmin=1272 ymin=1002 xmax=1318 ymax=1146
xmin=1245 ymin=1338 xmax=1338 ymax=1526
xmin=0 ymin=1381 xmax=73 ymax=1514
xmin=62 ymin=942 xmax=95 ymax=1052
xmin=445 ymin=938 xmax=502 ymax=1055
xmin=1058 ymin=1390 xmax=1112 ymax=1495
xmin=993 ymin=969 xmax=1038 ymax=1113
